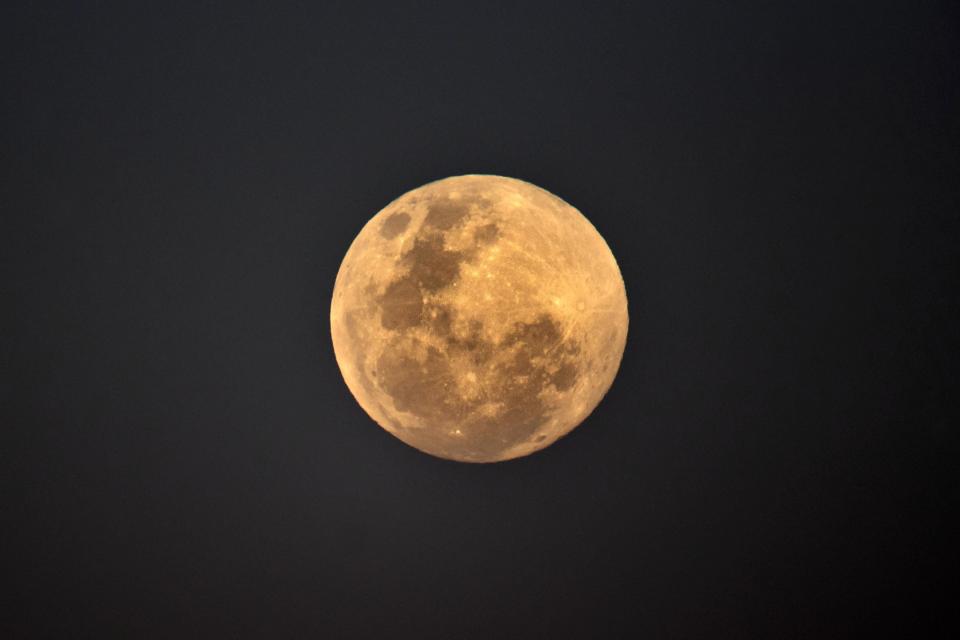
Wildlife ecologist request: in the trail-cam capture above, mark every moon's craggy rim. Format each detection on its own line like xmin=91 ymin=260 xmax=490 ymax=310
xmin=331 ymin=175 xmax=629 ymax=463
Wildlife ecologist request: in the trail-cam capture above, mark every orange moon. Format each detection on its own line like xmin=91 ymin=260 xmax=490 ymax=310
xmin=330 ymin=175 xmax=628 ymax=462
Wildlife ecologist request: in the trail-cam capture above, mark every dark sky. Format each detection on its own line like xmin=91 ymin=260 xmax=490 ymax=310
xmin=4 ymin=1 xmax=958 ymax=637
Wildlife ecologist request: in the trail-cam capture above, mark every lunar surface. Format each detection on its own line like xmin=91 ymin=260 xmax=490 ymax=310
xmin=330 ymin=175 xmax=628 ymax=462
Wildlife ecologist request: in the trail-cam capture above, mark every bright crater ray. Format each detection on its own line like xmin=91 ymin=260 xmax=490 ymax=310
xmin=330 ymin=175 xmax=628 ymax=462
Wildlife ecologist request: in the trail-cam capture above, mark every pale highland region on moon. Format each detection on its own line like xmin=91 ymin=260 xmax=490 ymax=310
xmin=330 ymin=175 xmax=628 ymax=462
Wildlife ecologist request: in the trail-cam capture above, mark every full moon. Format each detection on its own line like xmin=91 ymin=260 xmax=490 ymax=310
xmin=330 ymin=175 xmax=628 ymax=462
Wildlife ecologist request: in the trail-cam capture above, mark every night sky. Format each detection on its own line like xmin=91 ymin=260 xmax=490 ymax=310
xmin=4 ymin=1 xmax=958 ymax=637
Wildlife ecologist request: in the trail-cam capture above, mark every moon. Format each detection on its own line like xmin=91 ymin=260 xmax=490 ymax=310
xmin=330 ymin=175 xmax=628 ymax=463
